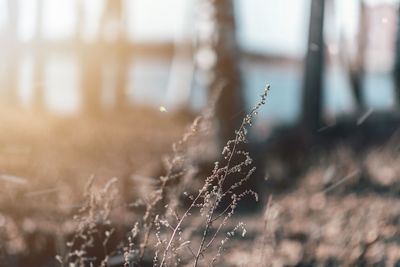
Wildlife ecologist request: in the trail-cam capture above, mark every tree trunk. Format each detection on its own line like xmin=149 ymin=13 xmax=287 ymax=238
xmin=33 ymin=0 xmax=45 ymax=111
xmin=394 ymin=4 xmax=400 ymax=104
xmin=76 ymin=0 xmax=102 ymax=116
xmin=349 ymin=0 xmax=367 ymax=109
xmin=208 ymin=0 xmax=245 ymax=146
xmin=2 ymin=0 xmax=20 ymax=107
xmin=99 ymin=0 xmax=128 ymax=112
xmin=302 ymin=0 xmax=326 ymax=132
xmin=81 ymin=45 xmax=103 ymax=115
xmin=114 ymin=42 xmax=128 ymax=111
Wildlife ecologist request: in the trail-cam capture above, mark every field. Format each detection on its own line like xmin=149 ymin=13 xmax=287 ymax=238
xmin=1 ymin=103 xmax=399 ymax=267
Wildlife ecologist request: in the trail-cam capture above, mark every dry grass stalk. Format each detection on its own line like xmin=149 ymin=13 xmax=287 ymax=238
xmin=60 ymin=84 xmax=270 ymax=267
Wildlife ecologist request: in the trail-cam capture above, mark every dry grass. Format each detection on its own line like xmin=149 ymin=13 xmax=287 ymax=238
xmin=1 ymin=87 xmax=400 ymax=267
xmin=55 ymin=86 xmax=270 ymax=267
xmin=0 ymin=107 xmax=188 ymax=266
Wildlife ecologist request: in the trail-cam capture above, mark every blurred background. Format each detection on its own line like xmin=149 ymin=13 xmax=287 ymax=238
xmin=0 ymin=0 xmax=399 ymax=125
xmin=1 ymin=0 xmax=400 ymax=266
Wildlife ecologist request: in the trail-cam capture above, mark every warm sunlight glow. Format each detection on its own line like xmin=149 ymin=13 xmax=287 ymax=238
xmin=43 ymin=0 xmax=76 ymax=39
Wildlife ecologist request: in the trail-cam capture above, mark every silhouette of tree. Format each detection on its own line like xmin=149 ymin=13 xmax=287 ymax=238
xmin=349 ymin=0 xmax=367 ymax=109
xmin=76 ymin=0 xmax=102 ymax=115
xmin=33 ymin=0 xmax=45 ymax=111
xmin=394 ymin=4 xmax=400 ymax=104
xmin=302 ymin=0 xmax=326 ymax=132
xmin=198 ymin=0 xmax=244 ymax=146
xmin=2 ymin=0 xmax=20 ymax=107
xmin=99 ymin=0 xmax=128 ymax=111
